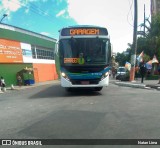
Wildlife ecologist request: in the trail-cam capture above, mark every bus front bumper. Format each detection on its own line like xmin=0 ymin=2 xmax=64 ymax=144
xmin=61 ymin=76 xmax=109 ymax=88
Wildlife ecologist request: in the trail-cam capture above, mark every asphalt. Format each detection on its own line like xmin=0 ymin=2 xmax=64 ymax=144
xmin=0 ymin=78 xmax=160 ymax=93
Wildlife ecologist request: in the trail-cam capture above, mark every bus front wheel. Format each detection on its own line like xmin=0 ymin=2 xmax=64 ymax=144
xmin=65 ymin=87 xmax=72 ymax=92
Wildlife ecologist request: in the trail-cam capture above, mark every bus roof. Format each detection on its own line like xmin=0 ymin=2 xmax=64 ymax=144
xmin=61 ymin=25 xmax=107 ymax=29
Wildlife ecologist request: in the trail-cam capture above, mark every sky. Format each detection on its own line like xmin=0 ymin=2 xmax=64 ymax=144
xmin=0 ymin=0 xmax=151 ymax=53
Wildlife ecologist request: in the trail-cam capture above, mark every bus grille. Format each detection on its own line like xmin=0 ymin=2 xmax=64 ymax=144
xmin=70 ymin=79 xmax=100 ymax=85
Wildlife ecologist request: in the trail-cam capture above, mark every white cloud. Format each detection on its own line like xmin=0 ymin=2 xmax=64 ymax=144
xmin=1 ymin=0 xmax=42 ymax=14
xmin=67 ymin=0 xmax=150 ymax=53
xmin=40 ymin=32 xmax=50 ymax=36
xmin=2 ymin=0 xmax=22 ymax=12
xmin=56 ymin=9 xmax=66 ymax=17
xmin=67 ymin=0 xmax=112 ymax=26
xmin=66 ymin=0 xmax=133 ymax=52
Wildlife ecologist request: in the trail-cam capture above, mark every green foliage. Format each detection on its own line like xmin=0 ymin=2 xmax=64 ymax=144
xmin=137 ymin=37 xmax=152 ymax=58
xmin=143 ymin=54 xmax=150 ymax=62
xmin=115 ymin=52 xmax=130 ymax=66
xmin=136 ymin=13 xmax=160 ymax=62
xmin=145 ymin=13 xmax=160 ymax=61
xmin=149 ymin=13 xmax=160 ymax=37
xmin=115 ymin=43 xmax=131 ymax=67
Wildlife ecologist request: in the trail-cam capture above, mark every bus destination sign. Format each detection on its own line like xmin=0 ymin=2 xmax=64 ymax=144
xmin=61 ymin=27 xmax=108 ymax=36
xmin=70 ymin=29 xmax=99 ymax=35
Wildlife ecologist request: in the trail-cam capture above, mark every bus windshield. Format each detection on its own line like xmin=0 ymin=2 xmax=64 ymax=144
xmin=59 ymin=38 xmax=109 ymax=65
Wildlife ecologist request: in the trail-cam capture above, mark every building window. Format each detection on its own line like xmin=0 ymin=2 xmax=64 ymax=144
xmin=31 ymin=46 xmax=36 ymax=58
xmin=31 ymin=46 xmax=54 ymax=60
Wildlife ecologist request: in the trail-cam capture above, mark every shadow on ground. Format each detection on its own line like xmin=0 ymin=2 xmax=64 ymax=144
xmin=29 ymin=84 xmax=102 ymax=99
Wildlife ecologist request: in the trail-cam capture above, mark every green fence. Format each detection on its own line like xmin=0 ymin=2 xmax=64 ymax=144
xmin=0 ymin=63 xmax=32 ymax=87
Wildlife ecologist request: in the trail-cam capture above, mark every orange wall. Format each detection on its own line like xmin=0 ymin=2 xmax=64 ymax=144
xmin=33 ymin=63 xmax=58 ymax=82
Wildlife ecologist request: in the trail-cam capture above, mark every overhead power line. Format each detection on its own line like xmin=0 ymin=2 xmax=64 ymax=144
xmin=127 ymin=0 xmax=134 ymax=27
xmin=2 ymin=0 xmax=62 ymax=36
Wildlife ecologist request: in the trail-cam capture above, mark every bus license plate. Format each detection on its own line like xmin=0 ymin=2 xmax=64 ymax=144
xmin=81 ymin=81 xmax=89 ymax=85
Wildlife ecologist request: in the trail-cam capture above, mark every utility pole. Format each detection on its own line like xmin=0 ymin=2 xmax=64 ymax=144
xmin=130 ymin=0 xmax=138 ymax=81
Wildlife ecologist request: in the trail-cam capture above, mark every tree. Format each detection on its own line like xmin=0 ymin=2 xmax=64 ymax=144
xmin=146 ymin=13 xmax=160 ymax=61
xmin=115 ymin=12 xmax=160 ymax=66
xmin=115 ymin=43 xmax=131 ymax=67
xmin=135 ymin=13 xmax=160 ymax=62
xmin=143 ymin=54 xmax=150 ymax=62
xmin=115 ymin=52 xmax=130 ymax=66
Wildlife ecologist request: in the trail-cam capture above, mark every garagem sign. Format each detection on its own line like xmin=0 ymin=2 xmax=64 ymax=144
xmin=61 ymin=27 xmax=108 ymax=36
xmin=70 ymin=29 xmax=100 ymax=35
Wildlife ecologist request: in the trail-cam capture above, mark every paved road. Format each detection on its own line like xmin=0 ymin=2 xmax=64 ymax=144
xmin=0 ymin=82 xmax=160 ymax=147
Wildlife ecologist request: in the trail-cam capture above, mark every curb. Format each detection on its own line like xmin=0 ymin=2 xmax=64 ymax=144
xmin=115 ymin=81 xmax=160 ymax=91
xmin=115 ymin=82 xmax=146 ymax=89
xmin=5 ymin=80 xmax=60 ymax=91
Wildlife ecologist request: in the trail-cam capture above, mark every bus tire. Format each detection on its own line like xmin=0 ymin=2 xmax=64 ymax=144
xmin=94 ymin=87 xmax=103 ymax=91
xmin=65 ymin=87 xmax=72 ymax=92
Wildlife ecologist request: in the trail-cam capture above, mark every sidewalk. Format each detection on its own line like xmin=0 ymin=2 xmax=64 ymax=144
xmin=0 ymin=79 xmax=160 ymax=93
xmin=0 ymin=80 xmax=60 ymax=93
xmin=114 ymin=78 xmax=160 ymax=90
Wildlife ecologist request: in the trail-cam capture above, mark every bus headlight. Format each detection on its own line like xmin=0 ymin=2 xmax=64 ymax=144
xmin=61 ymin=72 xmax=69 ymax=80
xmin=61 ymin=72 xmax=66 ymax=77
xmin=101 ymin=72 xmax=109 ymax=80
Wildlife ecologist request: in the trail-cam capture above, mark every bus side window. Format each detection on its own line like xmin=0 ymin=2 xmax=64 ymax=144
xmin=108 ymin=43 xmax=111 ymax=63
